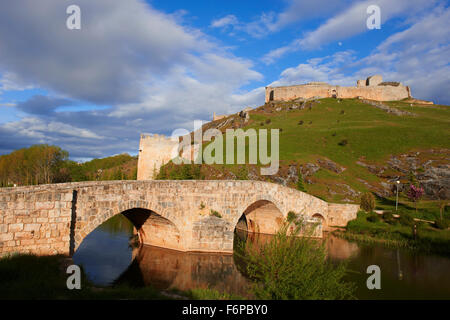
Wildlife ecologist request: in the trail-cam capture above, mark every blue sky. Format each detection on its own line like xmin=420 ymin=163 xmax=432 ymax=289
xmin=0 ymin=0 xmax=449 ymax=161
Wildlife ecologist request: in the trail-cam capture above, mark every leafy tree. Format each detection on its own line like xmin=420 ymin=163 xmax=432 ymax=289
xmin=360 ymin=192 xmax=375 ymax=212
xmin=0 ymin=144 xmax=68 ymax=186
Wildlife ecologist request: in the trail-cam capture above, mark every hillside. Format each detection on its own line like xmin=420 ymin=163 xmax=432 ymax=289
xmin=159 ymin=98 xmax=450 ymax=210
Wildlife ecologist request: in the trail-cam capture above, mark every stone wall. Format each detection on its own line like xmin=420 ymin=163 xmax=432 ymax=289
xmin=137 ymin=133 xmax=200 ymax=180
xmin=0 ymin=188 xmax=73 ymax=255
xmin=0 ymin=180 xmax=360 ymax=256
xmin=137 ymin=134 xmax=178 ymax=180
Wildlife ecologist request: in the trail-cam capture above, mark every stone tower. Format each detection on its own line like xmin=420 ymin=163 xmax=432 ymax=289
xmin=137 ymin=134 xmax=178 ymax=180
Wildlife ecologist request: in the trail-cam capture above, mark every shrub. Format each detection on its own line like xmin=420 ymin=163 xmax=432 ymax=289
xmin=406 ymin=184 xmax=424 ymax=213
xmin=235 ymin=218 xmax=355 ymax=300
xmin=398 ymin=211 xmax=415 ymax=226
xmin=287 ymin=211 xmax=298 ymax=223
xmin=210 ymin=210 xmax=222 ymax=218
xmin=367 ymin=213 xmax=380 ymax=223
xmin=236 ymin=166 xmax=248 ymax=180
xmin=298 ymin=120 xmax=304 ymax=125
xmin=360 ymin=192 xmax=375 ymax=212
xmin=265 ymin=119 xmax=271 ymax=124
xmin=435 ymin=218 xmax=450 ymax=230
xmin=296 ymin=171 xmax=306 ymax=192
xmin=338 ymin=139 xmax=348 ymax=146
xmin=382 ymin=211 xmax=395 ymax=224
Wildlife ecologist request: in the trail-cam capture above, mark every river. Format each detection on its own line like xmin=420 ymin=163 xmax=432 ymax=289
xmin=73 ymin=214 xmax=450 ymax=299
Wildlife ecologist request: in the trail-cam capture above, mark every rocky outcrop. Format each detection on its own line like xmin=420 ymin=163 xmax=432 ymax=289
xmin=318 ymin=158 xmax=346 ymax=174
xmin=359 ymin=98 xmax=416 ymax=117
xmin=358 ymin=149 xmax=450 ymax=199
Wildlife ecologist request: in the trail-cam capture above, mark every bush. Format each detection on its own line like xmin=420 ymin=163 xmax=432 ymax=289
xmin=265 ymin=119 xmax=271 ymax=124
xmin=338 ymin=139 xmax=348 ymax=146
xmin=287 ymin=211 xmax=298 ymax=223
xmin=382 ymin=211 xmax=396 ymax=224
xmin=367 ymin=213 xmax=380 ymax=223
xmin=435 ymin=218 xmax=450 ymax=230
xmin=296 ymin=171 xmax=306 ymax=192
xmin=360 ymin=192 xmax=376 ymax=212
xmin=210 ymin=210 xmax=222 ymax=218
xmin=235 ymin=219 xmax=355 ymax=300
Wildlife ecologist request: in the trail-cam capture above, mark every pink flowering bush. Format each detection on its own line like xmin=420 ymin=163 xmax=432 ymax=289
xmin=407 ymin=184 xmax=424 ymax=212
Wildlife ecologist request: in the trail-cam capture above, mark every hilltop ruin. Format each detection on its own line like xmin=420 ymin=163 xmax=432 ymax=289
xmin=265 ymin=75 xmax=412 ymax=102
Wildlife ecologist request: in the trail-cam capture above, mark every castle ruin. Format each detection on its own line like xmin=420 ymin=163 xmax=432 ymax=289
xmin=265 ymin=75 xmax=411 ymax=103
xmin=137 ymin=133 xmax=199 ymax=180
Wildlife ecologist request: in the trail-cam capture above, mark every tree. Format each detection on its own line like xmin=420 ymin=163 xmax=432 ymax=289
xmin=0 ymin=144 xmax=68 ymax=186
xmin=407 ymin=184 xmax=424 ymax=213
xmin=360 ymin=192 xmax=376 ymax=212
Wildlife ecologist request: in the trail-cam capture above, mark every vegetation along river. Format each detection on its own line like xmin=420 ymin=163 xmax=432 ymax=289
xmin=73 ymin=214 xmax=450 ymax=299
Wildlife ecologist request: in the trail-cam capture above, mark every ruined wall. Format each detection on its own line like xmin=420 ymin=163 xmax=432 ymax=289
xmin=337 ymin=85 xmax=410 ymax=101
xmin=137 ymin=134 xmax=200 ymax=180
xmin=266 ymin=84 xmax=334 ymax=102
xmin=266 ymin=84 xmax=410 ymax=102
xmin=137 ymin=134 xmax=178 ymax=180
xmin=265 ymin=75 xmax=411 ymax=103
xmin=0 ymin=180 xmax=360 ymax=256
xmin=213 ymin=112 xmax=228 ymax=121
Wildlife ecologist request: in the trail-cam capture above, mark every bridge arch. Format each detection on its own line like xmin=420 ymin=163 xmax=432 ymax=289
xmin=75 ymin=200 xmax=185 ymax=252
xmin=234 ymin=198 xmax=285 ymax=235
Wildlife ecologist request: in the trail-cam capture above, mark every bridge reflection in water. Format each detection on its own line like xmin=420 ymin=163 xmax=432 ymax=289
xmin=116 ymin=241 xmax=251 ymax=297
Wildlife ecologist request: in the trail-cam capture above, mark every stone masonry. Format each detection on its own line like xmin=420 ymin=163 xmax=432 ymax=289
xmin=0 ymin=180 xmax=359 ymax=256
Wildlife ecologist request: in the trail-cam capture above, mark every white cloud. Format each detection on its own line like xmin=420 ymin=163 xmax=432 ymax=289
xmin=270 ymin=6 xmax=450 ymax=104
xmin=211 ymin=0 xmax=352 ymax=38
xmin=0 ymin=0 xmax=265 ymax=158
xmin=262 ymin=0 xmax=437 ymax=63
xmin=211 ymin=15 xmax=239 ymax=28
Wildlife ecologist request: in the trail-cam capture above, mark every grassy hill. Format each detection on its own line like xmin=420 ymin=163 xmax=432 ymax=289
xmin=159 ymin=98 xmax=449 ymax=219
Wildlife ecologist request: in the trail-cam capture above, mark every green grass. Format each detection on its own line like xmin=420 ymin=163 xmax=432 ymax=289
xmin=336 ymin=211 xmax=450 ymax=256
xmin=250 ymin=99 xmax=449 ymax=164
xmin=194 ymin=98 xmax=449 ymax=203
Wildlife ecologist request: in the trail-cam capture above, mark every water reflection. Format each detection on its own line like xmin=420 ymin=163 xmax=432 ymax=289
xmin=116 ymin=245 xmax=252 ymax=297
xmin=74 ymin=214 xmax=450 ymax=299
xmin=72 ymin=214 xmax=134 ymax=286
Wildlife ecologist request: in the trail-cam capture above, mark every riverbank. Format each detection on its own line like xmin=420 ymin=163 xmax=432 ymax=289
xmin=0 ymin=253 xmax=242 ymax=300
xmin=333 ymin=211 xmax=450 ymax=256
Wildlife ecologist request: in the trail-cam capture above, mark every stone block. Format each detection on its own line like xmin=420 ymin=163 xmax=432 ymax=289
xmin=9 ymin=223 xmax=24 ymax=232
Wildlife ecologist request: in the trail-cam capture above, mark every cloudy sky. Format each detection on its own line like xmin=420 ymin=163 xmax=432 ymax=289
xmin=0 ymin=0 xmax=448 ymax=160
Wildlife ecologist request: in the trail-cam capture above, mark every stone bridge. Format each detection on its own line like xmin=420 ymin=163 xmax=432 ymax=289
xmin=0 ymin=180 xmax=359 ymax=256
